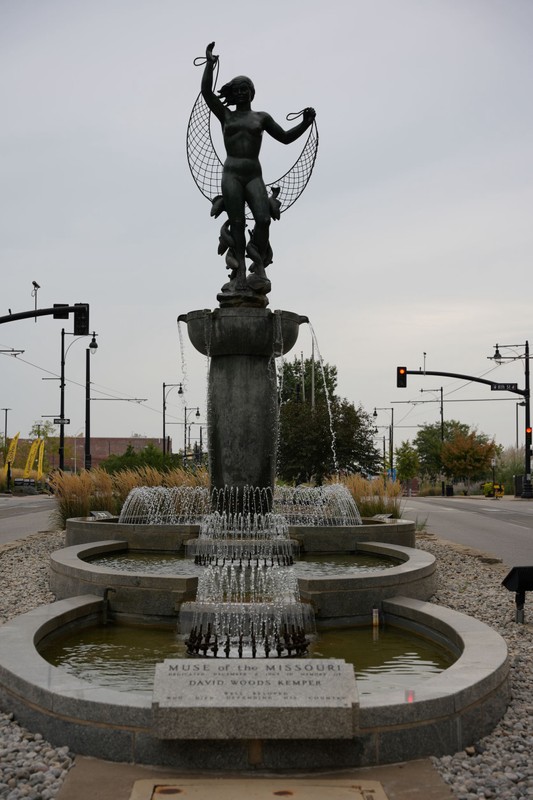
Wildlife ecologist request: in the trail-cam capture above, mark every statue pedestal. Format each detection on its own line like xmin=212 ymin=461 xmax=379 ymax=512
xmin=178 ymin=308 xmax=307 ymax=500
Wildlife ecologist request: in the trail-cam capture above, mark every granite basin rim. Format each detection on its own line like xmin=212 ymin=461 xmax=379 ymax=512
xmin=178 ymin=308 xmax=308 ymax=356
xmin=0 ymin=594 xmax=509 ymax=766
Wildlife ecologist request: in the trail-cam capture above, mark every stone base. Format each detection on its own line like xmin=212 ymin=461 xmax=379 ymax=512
xmin=216 ymin=288 xmax=269 ymax=308
xmin=152 ymin=659 xmax=358 ymax=739
xmin=0 ymin=595 xmax=511 ymax=769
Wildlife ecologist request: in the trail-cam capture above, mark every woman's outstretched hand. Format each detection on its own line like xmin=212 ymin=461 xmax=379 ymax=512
xmin=206 ymin=42 xmax=218 ymax=64
xmin=302 ymin=107 xmax=316 ymax=125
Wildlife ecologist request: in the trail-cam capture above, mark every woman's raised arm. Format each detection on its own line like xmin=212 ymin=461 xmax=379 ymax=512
xmin=201 ymin=42 xmax=226 ymax=123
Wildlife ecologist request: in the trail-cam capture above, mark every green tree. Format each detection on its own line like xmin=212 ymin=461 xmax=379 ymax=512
xmin=496 ymin=446 xmax=523 ymax=495
xmin=413 ymin=420 xmax=470 ymax=481
xmin=279 ymin=357 xmax=337 ymax=404
xmin=441 ymin=431 xmax=498 ymax=490
xmin=277 ymin=359 xmax=381 ymax=483
xmin=99 ymin=443 xmax=182 ymax=474
xmin=395 ymin=441 xmax=420 ymax=493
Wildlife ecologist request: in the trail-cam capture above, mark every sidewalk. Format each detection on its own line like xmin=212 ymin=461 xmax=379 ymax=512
xmin=56 ymin=755 xmax=454 ymax=800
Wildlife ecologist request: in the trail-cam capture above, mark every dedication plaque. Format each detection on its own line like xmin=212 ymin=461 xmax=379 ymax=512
xmin=152 ymin=658 xmax=359 ymax=739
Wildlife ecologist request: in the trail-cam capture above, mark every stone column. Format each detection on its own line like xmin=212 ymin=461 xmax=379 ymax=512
xmin=178 ymin=308 xmax=307 ymax=505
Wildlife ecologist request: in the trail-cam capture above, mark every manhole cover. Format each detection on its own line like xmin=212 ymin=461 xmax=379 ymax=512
xmin=130 ymin=779 xmax=389 ymax=800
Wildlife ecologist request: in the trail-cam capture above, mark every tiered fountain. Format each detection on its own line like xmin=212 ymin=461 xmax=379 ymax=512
xmin=181 ymin=511 xmax=315 ymax=659
xmin=0 ymin=42 xmax=510 ymax=770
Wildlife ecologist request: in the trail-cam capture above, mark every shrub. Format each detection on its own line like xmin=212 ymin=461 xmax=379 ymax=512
xmin=50 ymin=466 xmax=210 ymax=528
xmin=332 ymin=474 xmax=403 ymax=519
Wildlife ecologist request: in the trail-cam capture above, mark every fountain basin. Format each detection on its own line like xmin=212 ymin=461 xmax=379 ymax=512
xmin=0 ymin=594 xmax=509 ymax=768
xmin=178 ymin=308 xmax=307 ymax=357
xmin=65 ymin=516 xmax=416 ymax=549
xmin=49 ymin=540 xmax=436 ymax=622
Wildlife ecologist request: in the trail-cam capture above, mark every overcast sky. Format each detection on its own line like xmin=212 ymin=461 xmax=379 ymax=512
xmin=1 ymin=0 xmax=532 ymax=456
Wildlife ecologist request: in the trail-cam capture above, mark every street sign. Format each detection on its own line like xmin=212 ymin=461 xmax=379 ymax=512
xmin=491 ymin=383 xmax=518 ymax=391
xmin=53 ymin=418 xmax=70 ymax=425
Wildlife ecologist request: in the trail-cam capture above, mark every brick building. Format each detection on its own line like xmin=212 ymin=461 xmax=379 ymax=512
xmin=58 ymin=436 xmax=168 ymax=471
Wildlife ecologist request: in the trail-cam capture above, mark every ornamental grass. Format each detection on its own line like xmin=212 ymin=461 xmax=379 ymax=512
xmin=50 ymin=466 xmax=209 ymax=529
xmin=335 ymin=473 xmax=403 ymax=519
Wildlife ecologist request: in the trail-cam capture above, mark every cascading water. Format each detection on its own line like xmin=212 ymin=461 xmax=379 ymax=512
xmin=274 ymin=484 xmax=362 ymax=526
xmin=118 ymin=483 xmax=362 ymax=527
xmin=118 ymin=486 xmax=210 ymax=525
xmin=179 ymin=511 xmax=315 ymax=658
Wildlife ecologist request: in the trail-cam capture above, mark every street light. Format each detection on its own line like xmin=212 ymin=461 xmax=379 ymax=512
xmin=516 ymin=401 xmax=526 ymax=449
xmin=488 ymin=341 xmax=532 ymax=499
xmin=372 ymin=429 xmax=387 ymax=485
xmin=58 ymin=327 xmax=97 ymax=471
xmin=373 ymin=407 xmax=394 ymax=478
xmin=184 ymin=406 xmax=201 ymax=460
xmin=1 ymin=408 xmax=10 ymax=458
xmin=85 ymin=333 xmax=98 ymax=470
xmin=421 ymin=387 xmax=444 ymax=496
xmin=162 ymin=382 xmax=183 ymax=456
xmin=1 ymin=408 xmax=11 ymax=489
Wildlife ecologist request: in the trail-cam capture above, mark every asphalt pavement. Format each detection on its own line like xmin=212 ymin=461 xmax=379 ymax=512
xmin=0 ymin=493 xmax=58 ymax=545
xmin=402 ymin=494 xmax=533 ymax=565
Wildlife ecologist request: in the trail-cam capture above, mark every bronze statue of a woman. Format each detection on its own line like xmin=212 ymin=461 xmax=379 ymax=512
xmin=200 ymin=42 xmax=316 ymax=305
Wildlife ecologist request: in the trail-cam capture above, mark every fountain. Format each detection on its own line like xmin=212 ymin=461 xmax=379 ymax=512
xmin=0 ymin=41 xmax=510 ymax=770
xmin=179 ymin=511 xmax=315 ymax=658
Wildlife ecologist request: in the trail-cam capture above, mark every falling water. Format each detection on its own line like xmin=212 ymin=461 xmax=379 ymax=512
xmin=179 ymin=509 xmax=315 ymax=658
xmin=308 ymin=321 xmax=339 ymax=475
xmin=118 ymin=486 xmax=210 ymax=525
xmin=118 ymin=483 xmax=362 ymax=527
xmin=274 ymin=484 xmax=362 ymax=526
xmin=176 ymin=318 xmax=189 ymax=397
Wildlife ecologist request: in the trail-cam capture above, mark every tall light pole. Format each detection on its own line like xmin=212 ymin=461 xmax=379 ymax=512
xmin=58 ymin=328 xmax=95 ymax=471
xmin=1 ymin=408 xmax=10 ymax=459
xmin=84 ymin=333 xmax=98 ymax=470
xmin=516 ymin=401 xmax=526 ymax=449
xmin=373 ymin=407 xmax=394 ymax=478
xmin=421 ymin=387 xmax=444 ymax=496
xmin=162 ymin=382 xmax=183 ymax=456
xmin=489 ymin=341 xmax=532 ymax=499
xmin=184 ymin=406 xmax=201 ymax=461
xmin=59 ymin=328 xmax=67 ymax=470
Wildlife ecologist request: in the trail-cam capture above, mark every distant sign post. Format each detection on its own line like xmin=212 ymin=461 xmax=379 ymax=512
xmin=53 ymin=418 xmax=70 ymax=425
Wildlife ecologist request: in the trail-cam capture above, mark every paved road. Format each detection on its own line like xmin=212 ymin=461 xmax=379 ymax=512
xmin=0 ymin=494 xmax=58 ymax=545
xmin=402 ymin=495 xmax=533 ymax=566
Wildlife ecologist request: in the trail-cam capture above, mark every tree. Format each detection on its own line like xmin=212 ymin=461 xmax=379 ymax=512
xmin=496 ymin=446 xmax=523 ymax=495
xmin=277 ymin=359 xmax=381 ymax=483
xmin=441 ymin=431 xmax=498 ymax=489
xmin=413 ymin=420 xmax=469 ymax=481
xmin=279 ymin=357 xmax=337 ymax=404
xmin=395 ymin=441 xmax=420 ymax=493
xmin=99 ymin=443 xmax=183 ymax=473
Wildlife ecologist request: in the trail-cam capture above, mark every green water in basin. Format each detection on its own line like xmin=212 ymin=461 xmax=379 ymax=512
xmin=39 ymin=622 xmax=454 ymax=697
xmin=86 ymin=550 xmax=401 ymax=577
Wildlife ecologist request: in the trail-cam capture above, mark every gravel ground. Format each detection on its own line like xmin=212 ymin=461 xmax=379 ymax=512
xmin=0 ymin=531 xmax=73 ymax=800
xmin=417 ymin=533 xmax=533 ymax=800
xmin=0 ymin=528 xmax=532 ymax=799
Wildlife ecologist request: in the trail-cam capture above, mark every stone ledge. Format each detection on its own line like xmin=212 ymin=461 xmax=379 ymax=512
xmin=0 ymin=594 xmax=510 ymax=768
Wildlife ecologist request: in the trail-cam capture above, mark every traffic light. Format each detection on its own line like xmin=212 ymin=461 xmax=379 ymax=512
xmin=526 ymin=426 xmax=532 ymax=436
xmin=73 ymin=303 xmax=90 ymax=335
xmin=396 ymin=366 xmax=407 ymax=388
